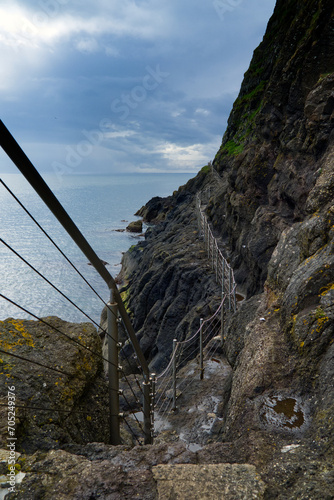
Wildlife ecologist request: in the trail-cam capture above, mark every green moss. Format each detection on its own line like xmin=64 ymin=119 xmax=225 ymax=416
xmin=200 ymin=165 xmax=211 ymax=174
xmin=314 ymin=307 xmax=326 ymax=320
xmin=318 ymin=72 xmax=334 ymax=83
xmin=120 ymin=288 xmax=131 ymax=313
xmin=128 ymin=245 xmax=136 ymax=254
xmin=248 ymin=103 xmax=262 ymax=123
xmin=246 ymin=59 xmax=265 ymax=78
xmin=222 ymin=140 xmax=244 ymax=156
xmin=234 ymin=81 xmax=267 ymax=112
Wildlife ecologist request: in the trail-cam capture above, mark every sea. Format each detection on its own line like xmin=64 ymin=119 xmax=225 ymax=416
xmin=0 ymin=172 xmax=195 ymax=325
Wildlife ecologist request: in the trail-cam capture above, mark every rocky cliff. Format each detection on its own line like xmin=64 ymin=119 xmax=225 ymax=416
xmin=116 ymin=0 xmax=334 ymax=497
xmin=209 ymin=0 xmax=334 ymax=297
xmin=2 ymin=0 xmax=334 ymax=498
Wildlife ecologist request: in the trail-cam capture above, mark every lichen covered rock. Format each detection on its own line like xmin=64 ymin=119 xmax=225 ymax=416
xmin=0 ymin=317 xmax=109 ymax=454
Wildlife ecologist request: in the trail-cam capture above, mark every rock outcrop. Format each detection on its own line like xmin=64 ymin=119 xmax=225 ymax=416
xmin=0 ymin=317 xmax=109 ymax=454
xmin=112 ymin=0 xmax=334 ymax=497
xmin=126 ymin=220 xmax=143 ymax=233
xmin=209 ymin=0 xmax=334 ymax=297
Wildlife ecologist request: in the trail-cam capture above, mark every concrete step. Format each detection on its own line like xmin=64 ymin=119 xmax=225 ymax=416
xmin=152 ymin=463 xmax=265 ymax=500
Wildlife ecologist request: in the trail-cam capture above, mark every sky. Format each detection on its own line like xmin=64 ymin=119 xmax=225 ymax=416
xmin=0 ymin=0 xmax=276 ymax=176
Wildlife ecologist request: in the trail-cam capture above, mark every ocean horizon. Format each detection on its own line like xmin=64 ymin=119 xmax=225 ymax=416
xmin=0 ymin=172 xmax=195 ymax=324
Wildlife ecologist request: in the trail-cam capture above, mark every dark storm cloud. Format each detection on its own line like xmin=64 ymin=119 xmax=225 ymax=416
xmin=0 ymin=0 xmax=276 ymax=174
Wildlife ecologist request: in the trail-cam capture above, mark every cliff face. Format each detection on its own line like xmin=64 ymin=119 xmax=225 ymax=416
xmin=121 ymin=0 xmax=334 ymax=371
xmin=210 ymin=0 xmax=334 ymax=296
xmin=117 ymin=0 xmax=334 ymax=497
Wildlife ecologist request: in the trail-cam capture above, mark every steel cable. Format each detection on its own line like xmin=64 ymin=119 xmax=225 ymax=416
xmin=0 ymin=347 xmax=71 ymax=376
xmin=0 ymin=294 xmax=118 ymax=371
xmin=0 ymin=178 xmax=109 ymax=308
xmin=0 ymin=238 xmax=117 ymax=334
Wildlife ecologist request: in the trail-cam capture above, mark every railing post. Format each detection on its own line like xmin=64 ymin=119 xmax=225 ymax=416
xmin=107 ymin=290 xmax=120 ymax=445
xmin=221 ymin=262 xmax=225 ymax=347
xmin=228 ymin=266 xmax=232 ymax=311
xmin=221 ymin=298 xmax=225 ymax=348
xmin=151 ymin=373 xmax=156 ymax=443
xmin=172 ymin=339 xmax=177 ymax=411
xmin=143 ymin=376 xmax=152 ymax=445
xmin=200 ymin=318 xmax=204 ymax=380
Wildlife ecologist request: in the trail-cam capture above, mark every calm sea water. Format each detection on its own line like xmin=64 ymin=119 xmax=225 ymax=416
xmin=0 ymin=172 xmax=194 ymax=324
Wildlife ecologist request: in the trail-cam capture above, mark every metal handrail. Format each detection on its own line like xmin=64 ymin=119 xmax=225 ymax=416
xmin=0 ymin=120 xmax=153 ymax=444
xmin=0 ymin=119 xmax=149 ymax=377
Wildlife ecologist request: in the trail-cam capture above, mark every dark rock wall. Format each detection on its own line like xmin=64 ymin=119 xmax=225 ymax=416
xmin=120 ymin=0 xmax=334 ymax=368
xmin=211 ymin=0 xmax=334 ymax=296
xmin=117 ymin=1 xmax=334 ymax=496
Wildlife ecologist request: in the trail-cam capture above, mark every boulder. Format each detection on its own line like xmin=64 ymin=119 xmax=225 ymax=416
xmin=126 ymin=220 xmax=143 ymax=233
xmin=0 ymin=317 xmax=109 ymax=454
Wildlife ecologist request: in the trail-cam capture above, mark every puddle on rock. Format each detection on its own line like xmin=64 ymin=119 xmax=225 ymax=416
xmin=204 ymin=359 xmax=231 ymax=379
xmin=272 ymin=398 xmax=304 ymax=428
xmin=179 ymin=433 xmax=203 ymax=452
xmin=259 ymin=395 xmax=307 ymax=431
xmin=154 ymin=414 xmax=172 ymax=433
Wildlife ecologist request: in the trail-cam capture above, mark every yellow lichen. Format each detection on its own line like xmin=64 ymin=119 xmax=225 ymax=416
xmin=320 ymin=283 xmax=334 ymax=296
xmin=0 ymin=319 xmax=35 ymax=351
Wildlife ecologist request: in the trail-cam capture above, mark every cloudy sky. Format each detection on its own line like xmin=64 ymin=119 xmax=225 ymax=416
xmin=0 ymin=0 xmax=276 ymax=175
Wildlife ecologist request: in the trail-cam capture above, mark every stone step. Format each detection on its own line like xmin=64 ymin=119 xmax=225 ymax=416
xmin=152 ymin=463 xmax=265 ymax=500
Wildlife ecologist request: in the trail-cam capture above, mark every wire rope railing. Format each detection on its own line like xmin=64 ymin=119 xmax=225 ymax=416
xmin=153 ymin=185 xmax=238 ymax=427
xmin=0 ymin=178 xmax=109 ymax=309
xmin=0 ymin=120 xmax=154 ymax=446
xmin=197 ymin=189 xmax=237 ymax=311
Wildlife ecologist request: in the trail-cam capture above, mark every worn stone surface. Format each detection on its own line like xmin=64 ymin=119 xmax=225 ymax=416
xmin=8 ymin=443 xmax=195 ymax=500
xmin=153 ymin=463 xmax=266 ymax=500
xmin=0 ymin=317 xmax=109 ymax=454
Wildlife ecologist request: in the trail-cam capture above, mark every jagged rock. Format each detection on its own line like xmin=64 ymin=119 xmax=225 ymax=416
xmin=118 ymin=195 xmax=222 ymax=373
xmin=126 ymin=220 xmax=143 ymax=233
